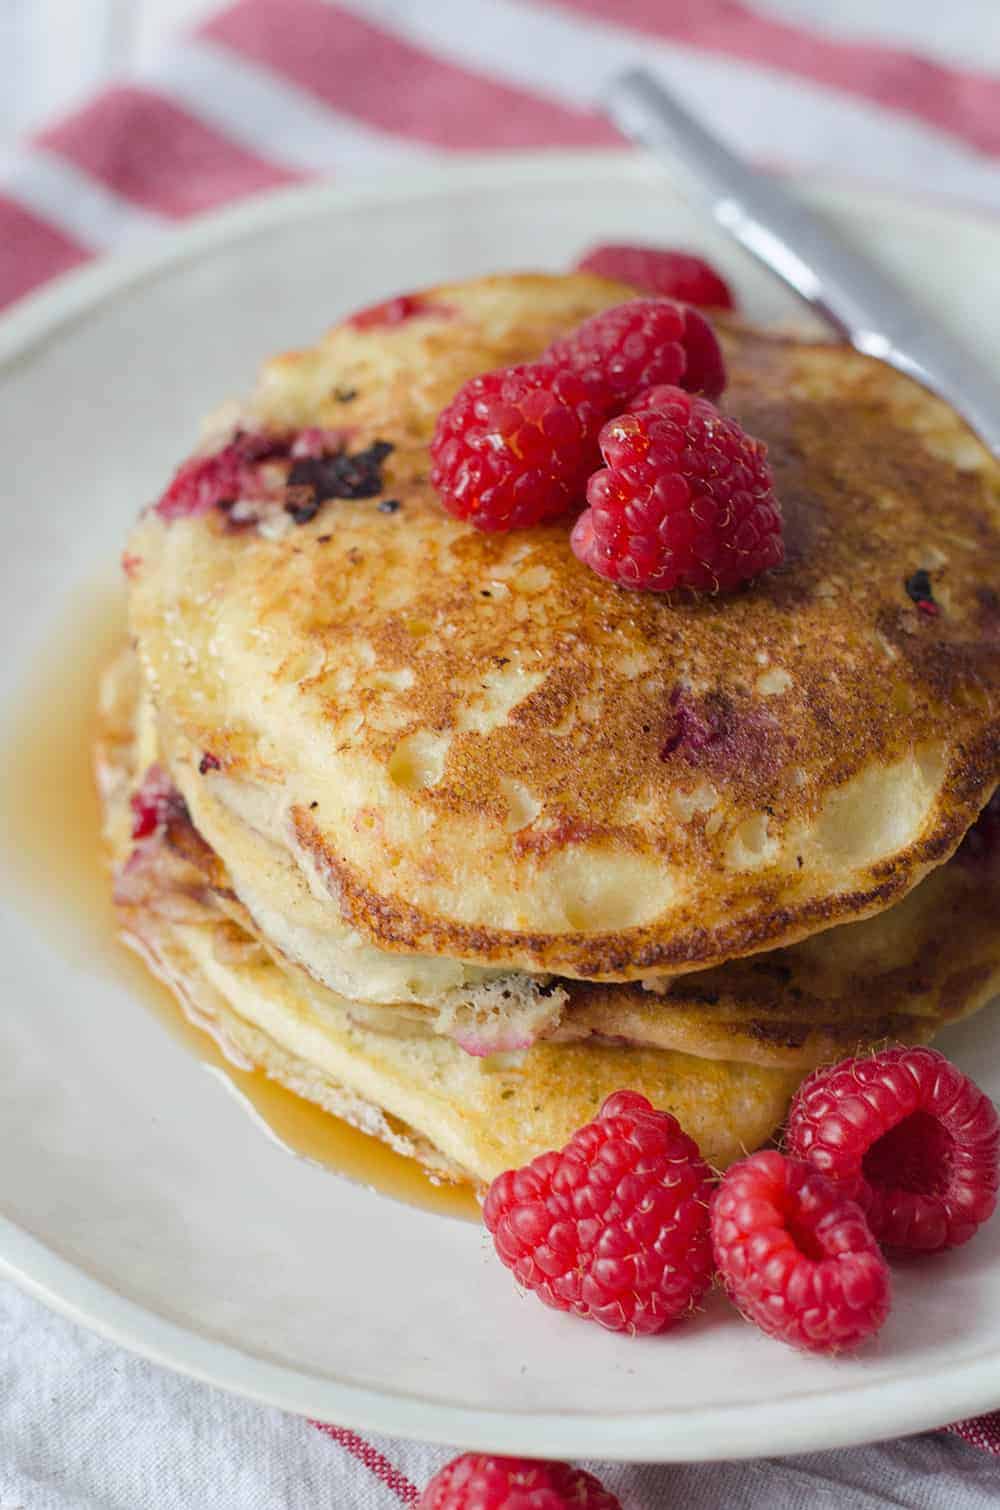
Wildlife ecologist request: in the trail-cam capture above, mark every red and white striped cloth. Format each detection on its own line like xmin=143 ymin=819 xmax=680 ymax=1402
xmin=2 ymin=1 xmax=1000 ymax=1502
xmin=5 ymin=0 xmax=1000 ymax=313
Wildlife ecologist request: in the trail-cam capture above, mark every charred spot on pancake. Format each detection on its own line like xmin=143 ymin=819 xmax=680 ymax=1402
xmin=905 ymin=568 xmax=939 ymax=617
xmin=905 ymin=568 xmax=933 ymax=602
xmin=285 ymin=485 xmax=323 ymax=525
xmin=284 ymin=441 xmax=394 ymax=523
xmin=378 ymin=498 xmax=401 ymax=514
xmin=335 ymin=387 xmax=358 ymax=403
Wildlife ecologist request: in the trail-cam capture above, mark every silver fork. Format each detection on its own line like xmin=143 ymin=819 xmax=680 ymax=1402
xmin=606 ymin=68 xmax=1000 ymax=459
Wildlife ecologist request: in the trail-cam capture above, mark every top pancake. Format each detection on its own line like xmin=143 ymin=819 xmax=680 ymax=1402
xmin=126 ymin=272 xmax=1000 ymax=981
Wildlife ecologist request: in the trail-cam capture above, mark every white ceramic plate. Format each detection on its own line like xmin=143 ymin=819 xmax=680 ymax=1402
xmin=1 ymin=151 xmax=999 ymax=1463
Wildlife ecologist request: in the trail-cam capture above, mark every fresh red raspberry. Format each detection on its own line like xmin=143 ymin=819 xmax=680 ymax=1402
xmin=418 ymin=1454 xmax=621 ymax=1510
xmin=483 ymin=1089 xmax=714 ymax=1335
xmin=712 ymin=1150 xmax=891 ymax=1354
xmin=786 ymin=1047 xmax=1000 ymax=1254
xmin=546 ymin=298 xmax=726 ymax=403
xmin=576 ymin=243 xmax=735 ymax=310
xmin=430 ymin=362 xmax=605 ymax=532
xmin=571 ymin=386 xmax=783 ymax=594
xmin=672 ymin=307 xmax=728 ymax=401
xmin=155 ymin=430 xmax=288 ymax=520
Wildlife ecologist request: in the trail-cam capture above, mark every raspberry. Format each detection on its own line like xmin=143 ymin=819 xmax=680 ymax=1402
xmin=348 ymin=292 xmax=451 ymax=329
xmin=129 ymin=765 xmax=188 ymax=840
xmin=418 ymin=1454 xmax=621 ymax=1510
xmin=483 ymin=1089 xmax=714 ymax=1335
xmin=430 ymin=362 xmax=605 ymax=532
xmin=674 ymin=307 xmax=727 ymax=401
xmin=155 ymin=430 xmax=288 ymax=520
xmin=547 ymin=298 xmax=726 ymax=403
xmin=786 ymin=1047 xmax=1000 ymax=1254
xmin=712 ymin=1150 xmax=891 ymax=1354
xmin=576 ymin=244 xmax=735 ymax=310
xmin=571 ymin=387 xmax=783 ymax=594
xmin=155 ymin=447 xmax=247 ymax=521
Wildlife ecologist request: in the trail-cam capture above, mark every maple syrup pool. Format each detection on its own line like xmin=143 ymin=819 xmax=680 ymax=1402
xmin=0 ymin=582 xmax=478 ymax=1221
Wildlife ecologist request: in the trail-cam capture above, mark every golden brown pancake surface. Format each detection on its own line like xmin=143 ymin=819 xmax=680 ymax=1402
xmin=125 ymin=274 xmax=1000 ymax=981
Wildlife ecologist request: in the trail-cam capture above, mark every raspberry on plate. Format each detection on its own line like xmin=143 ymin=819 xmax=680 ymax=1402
xmin=786 ymin=1046 xmax=1000 ymax=1254
xmin=430 ymin=361 xmax=605 ymax=531
xmin=571 ymin=386 xmax=783 ymax=594
xmin=483 ymin=1089 xmax=714 ymax=1335
xmin=712 ymin=1150 xmax=891 ymax=1354
xmin=576 ymin=243 xmax=735 ymax=310
xmin=418 ymin=1453 xmax=621 ymax=1510
xmin=547 ymin=297 xmax=726 ymax=404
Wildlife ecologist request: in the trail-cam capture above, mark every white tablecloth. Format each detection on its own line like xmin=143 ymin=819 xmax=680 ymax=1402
xmin=5 ymin=1285 xmax=1000 ymax=1508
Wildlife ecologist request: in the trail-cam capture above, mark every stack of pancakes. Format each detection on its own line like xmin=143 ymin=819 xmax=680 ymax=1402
xmin=99 ymin=272 xmax=1000 ymax=1184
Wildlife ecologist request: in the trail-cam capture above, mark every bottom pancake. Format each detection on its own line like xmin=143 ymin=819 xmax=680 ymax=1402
xmin=118 ymin=898 xmax=798 ymax=1183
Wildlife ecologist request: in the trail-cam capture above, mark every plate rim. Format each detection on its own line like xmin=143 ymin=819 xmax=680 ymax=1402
xmin=2 ymin=148 xmax=999 ymax=1461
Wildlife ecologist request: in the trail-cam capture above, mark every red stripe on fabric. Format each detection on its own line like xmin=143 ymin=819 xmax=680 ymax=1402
xmin=35 ymin=86 xmax=301 ymax=218
xmin=551 ymin=0 xmax=1000 ymax=156
xmin=0 ymin=196 xmax=90 ymax=310
xmin=310 ymin=1422 xmax=420 ymax=1502
xmin=201 ymin=0 xmax=612 ymax=150
xmin=945 ymin=1414 xmax=1000 ymax=1454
